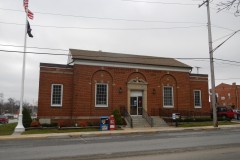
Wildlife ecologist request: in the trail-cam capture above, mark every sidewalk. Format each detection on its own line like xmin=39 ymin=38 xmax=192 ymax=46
xmin=1 ymin=124 xmax=240 ymax=141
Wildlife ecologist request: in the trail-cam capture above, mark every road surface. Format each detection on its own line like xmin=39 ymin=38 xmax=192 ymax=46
xmin=0 ymin=127 xmax=240 ymax=160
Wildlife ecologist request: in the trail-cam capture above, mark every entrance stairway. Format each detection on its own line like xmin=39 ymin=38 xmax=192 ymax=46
xmin=124 ymin=116 xmax=168 ymax=128
xmin=132 ymin=116 xmax=151 ymax=128
xmin=152 ymin=116 xmax=168 ymax=127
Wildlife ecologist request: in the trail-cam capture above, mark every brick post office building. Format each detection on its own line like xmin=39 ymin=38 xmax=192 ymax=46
xmin=38 ymin=49 xmax=210 ymax=126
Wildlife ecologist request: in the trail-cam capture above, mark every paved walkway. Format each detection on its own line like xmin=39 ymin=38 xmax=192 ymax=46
xmin=1 ymin=124 xmax=240 ymax=141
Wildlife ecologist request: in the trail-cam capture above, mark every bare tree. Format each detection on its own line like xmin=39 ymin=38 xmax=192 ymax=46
xmin=217 ymin=0 xmax=240 ymax=16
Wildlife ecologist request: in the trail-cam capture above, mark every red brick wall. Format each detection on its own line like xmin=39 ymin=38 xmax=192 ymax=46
xmin=190 ymin=75 xmax=210 ymax=113
xmin=38 ymin=66 xmax=73 ymax=118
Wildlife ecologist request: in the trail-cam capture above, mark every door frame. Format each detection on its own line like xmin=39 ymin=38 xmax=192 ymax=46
xmin=127 ymin=78 xmax=148 ymax=115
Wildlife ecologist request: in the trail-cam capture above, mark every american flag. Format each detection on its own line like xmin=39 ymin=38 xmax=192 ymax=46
xmin=23 ymin=0 xmax=34 ymax=20
xmin=23 ymin=0 xmax=28 ymax=9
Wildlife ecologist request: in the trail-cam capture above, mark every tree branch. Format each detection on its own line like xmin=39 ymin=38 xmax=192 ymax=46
xmin=217 ymin=0 xmax=240 ymax=16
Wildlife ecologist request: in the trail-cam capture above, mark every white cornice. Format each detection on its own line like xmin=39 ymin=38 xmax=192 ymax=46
xmin=73 ymin=60 xmax=191 ymax=72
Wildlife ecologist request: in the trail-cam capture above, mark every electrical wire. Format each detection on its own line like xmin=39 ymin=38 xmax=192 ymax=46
xmin=0 ymin=48 xmax=237 ymax=63
xmin=0 ymin=44 xmax=68 ymax=51
xmin=0 ymin=21 xmax=206 ymax=30
xmin=0 ymin=7 xmax=236 ymax=32
xmin=213 ymin=31 xmax=236 ymax=42
xmin=2 ymin=48 xmax=240 ymax=70
xmin=118 ymin=0 xmax=198 ymax=5
xmin=0 ymin=7 xmax=206 ymax=24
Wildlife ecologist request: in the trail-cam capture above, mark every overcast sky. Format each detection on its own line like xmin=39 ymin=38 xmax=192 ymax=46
xmin=0 ymin=0 xmax=239 ymax=104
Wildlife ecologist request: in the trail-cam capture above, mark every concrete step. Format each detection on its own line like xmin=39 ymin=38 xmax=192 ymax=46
xmin=152 ymin=116 xmax=168 ymax=127
xmin=132 ymin=116 xmax=151 ymax=128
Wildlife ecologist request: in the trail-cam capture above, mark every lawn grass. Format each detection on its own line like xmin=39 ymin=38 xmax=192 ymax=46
xmin=22 ymin=128 xmax=100 ymax=135
xmin=0 ymin=123 xmax=17 ymax=136
xmin=179 ymin=121 xmax=238 ymax=127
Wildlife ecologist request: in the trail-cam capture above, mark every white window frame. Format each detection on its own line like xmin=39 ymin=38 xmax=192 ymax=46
xmin=163 ymin=86 xmax=174 ymax=108
xmin=194 ymin=90 xmax=202 ymax=108
xmin=51 ymin=84 xmax=63 ymax=107
xmin=95 ymin=83 xmax=108 ymax=107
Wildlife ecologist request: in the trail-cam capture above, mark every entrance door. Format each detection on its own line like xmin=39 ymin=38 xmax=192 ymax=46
xmin=130 ymin=91 xmax=143 ymax=115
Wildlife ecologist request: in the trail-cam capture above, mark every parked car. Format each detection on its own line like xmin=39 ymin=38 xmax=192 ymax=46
xmin=233 ymin=109 xmax=240 ymax=120
xmin=211 ymin=106 xmax=234 ymax=120
xmin=0 ymin=115 xmax=9 ymax=124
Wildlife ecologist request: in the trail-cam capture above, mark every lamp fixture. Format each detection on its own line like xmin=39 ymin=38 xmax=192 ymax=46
xmin=152 ymin=88 xmax=156 ymax=95
xmin=119 ymin=87 xmax=122 ymax=93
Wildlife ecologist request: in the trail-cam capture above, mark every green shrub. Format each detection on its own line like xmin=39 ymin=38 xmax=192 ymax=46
xmin=112 ymin=109 xmax=123 ymax=125
xmin=180 ymin=117 xmax=212 ymax=122
xmin=22 ymin=107 xmax=32 ymax=128
xmin=41 ymin=123 xmax=58 ymax=127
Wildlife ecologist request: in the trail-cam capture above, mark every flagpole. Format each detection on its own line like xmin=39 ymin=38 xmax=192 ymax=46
xmin=14 ymin=7 xmax=29 ymax=133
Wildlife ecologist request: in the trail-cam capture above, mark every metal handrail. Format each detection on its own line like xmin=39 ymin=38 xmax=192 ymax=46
xmin=159 ymin=108 xmax=210 ymax=118
xmin=142 ymin=108 xmax=153 ymax=127
xmin=120 ymin=106 xmax=133 ymax=128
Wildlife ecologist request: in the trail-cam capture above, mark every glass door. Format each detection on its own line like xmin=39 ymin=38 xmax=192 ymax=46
xmin=138 ymin=96 xmax=143 ymax=115
xmin=130 ymin=96 xmax=143 ymax=115
xmin=130 ymin=97 xmax=137 ymax=115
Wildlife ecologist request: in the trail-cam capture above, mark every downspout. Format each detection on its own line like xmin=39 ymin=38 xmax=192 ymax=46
xmin=236 ymin=85 xmax=239 ymax=110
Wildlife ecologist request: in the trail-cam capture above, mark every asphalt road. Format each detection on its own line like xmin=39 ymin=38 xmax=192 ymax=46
xmin=103 ymin=146 xmax=240 ymax=160
xmin=0 ymin=128 xmax=240 ymax=160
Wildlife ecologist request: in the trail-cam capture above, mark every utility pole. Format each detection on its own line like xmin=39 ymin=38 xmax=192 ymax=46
xmin=199 ymin=0 xmax=218 ymax=127
xmin=0 ymin=93 xmax=3 ymax=115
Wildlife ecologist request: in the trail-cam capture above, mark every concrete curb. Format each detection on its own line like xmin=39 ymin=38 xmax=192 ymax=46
xmin=0 ymin=124 xmax=240 ymax=141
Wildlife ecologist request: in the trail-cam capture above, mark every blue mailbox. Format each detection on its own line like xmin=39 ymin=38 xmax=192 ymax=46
xmin=100 ymin=116 xmax=109 ymax=131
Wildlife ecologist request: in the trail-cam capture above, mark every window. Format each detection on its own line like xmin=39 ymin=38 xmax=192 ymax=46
xmin=194 ymin=90 xmax=202 ymax=108
xmin=95 ymin=83 xmax=108 ymax=107
xmin=163 ymin=86 xmax=174 ymax=108
xmin=51 ymin=84 xmax=63 ymax=107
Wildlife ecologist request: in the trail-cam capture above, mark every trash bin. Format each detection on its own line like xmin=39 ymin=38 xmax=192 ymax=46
xmin=100 ymin=116 xmax=109 ymax=131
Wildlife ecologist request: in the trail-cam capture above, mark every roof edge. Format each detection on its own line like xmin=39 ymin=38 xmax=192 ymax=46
xmin=40 ymin=63 xmax=73 ymax=69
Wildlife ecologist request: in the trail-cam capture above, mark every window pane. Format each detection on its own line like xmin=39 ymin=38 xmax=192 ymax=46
xmin=96 ymin=84 xmax=107 ymax=106
xmin=164 ymin=87 xmax=173 ymax=106
xmin=52 ymin=85 xmax=62 ymax=106
xmin=194 ymin=90 xmax=201 ymax=107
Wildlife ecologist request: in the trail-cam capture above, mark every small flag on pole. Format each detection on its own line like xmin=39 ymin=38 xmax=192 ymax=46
xmin=27 ymin=21 xmax=33 ymax=38
xmin=23 ymin=0 xmax=34 ymax=37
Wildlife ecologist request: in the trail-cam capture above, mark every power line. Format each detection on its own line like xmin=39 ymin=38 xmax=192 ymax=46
xmin=0 ymin=7 xmax=236 ymax=32
xmin=0 ymin=21 xmax=206 ymax=30
xmin=213 ymin=31 xmax=236 ymax=42
xmin=216 ymin=78 xmax=240 ymax=80
xmin=118 ymin=0 xmax=197 ymax=5
xmin=0 ymin=44 xmax=68 ymax=52
xmin=0 ymin=49 xmax=69 ymax=56
xmin=2 ymin=48 xmax=240 ymax=68
xmin=215 ymin=58 xmax=240 ymax=64
xmin=0 ymin=7 xmax=205 ymax=24
xmin=0 ymin=49 xmax=210 ymax=60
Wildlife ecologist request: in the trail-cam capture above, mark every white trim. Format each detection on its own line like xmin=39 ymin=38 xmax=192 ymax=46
xmin=95 ymin=83 xmax=108 ymax=108
xmin=74 ymin=60 xmax=191 ymax=73
xmin=130 ymin=91 xmax=143 ymax=97
xmin=194 ymin=90 xmax=202 ymax=108
xmin=51 ymin=84 xmax=63 ymax=107
xmin=163 ymin=86 xmax=174 ymax=108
